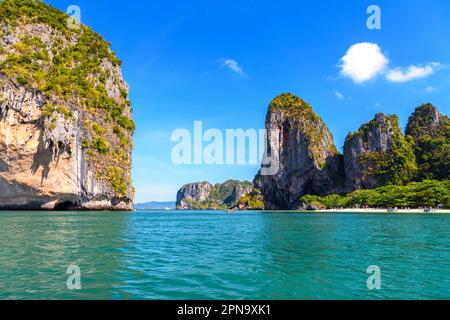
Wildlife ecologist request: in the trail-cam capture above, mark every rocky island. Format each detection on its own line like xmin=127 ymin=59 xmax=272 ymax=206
xmin=0 ymin=0 xmax=134 ymax=210
xmin=254 ymin=93 xmax=345 ymax=209
xmin=176 ymin=180 xmax=257 ymax=210
xmin=177 ymin=93 xmax=449 ymax=211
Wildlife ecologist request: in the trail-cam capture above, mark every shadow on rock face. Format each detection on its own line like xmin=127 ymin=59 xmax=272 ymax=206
xmin=0 ymin=176 xmax=83 ymax=210
xmin=30 ymin=123 xmax=61 ymax=186
xmin=0 ymin=158 xmax=9 ymax=172
xmin=0 ymin=176 xmax=52 ymax=209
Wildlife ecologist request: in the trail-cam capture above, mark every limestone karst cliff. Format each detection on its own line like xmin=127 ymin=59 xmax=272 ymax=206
xmin=0 ymin=0 xmax=134 ymax=210
xmin=254 ymin=93 xmax=344 ymax=210
xmin=177 ymin=95 xmax=449 ymax=210
xmin=176 ymin=182 xmax=212 ymax=210
xmin=406 ymin=103 xmax=450 ymax=181
xmin=176 ymin=180 xmax=253 ymax=210
xmin=343 ymin=113 xmax=417 ymax=191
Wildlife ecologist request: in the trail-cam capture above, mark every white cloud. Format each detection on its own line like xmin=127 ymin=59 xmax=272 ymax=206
xmin=222 ymin=59 xmax=246 ymax=76
xmin=339 ymin=43 xmax=441 ymax=85
xmin=334 ymin=91 xmax=345 ymax=99
xmin=386 ymin=63 xmax=440 ymax=83
xmin=340 ymin=42 xmax=389 ymax=83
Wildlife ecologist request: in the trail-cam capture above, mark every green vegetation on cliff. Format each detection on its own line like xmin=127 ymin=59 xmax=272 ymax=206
xmin=346 ymin=113 xmax=417 ymax=186
xmin=176 ymin=95 xmax=448 ymax=210
xmin=238 ymin=190 xmax=265 ymax=210
xmin=406 ymin=103 xmax=450 ymax=181
xmin=269 ymin=93 xmax=339 ymax=169
xmin=269 ymin=93 xmax=319 ymax=122
xmin=0 ymin=0 xmax=134 ymax=197
xmin=178 ymin=180 xmax=253 ymax=210
xmin=183 ymin=199 xmax=229 ymax=211
xmin=300 ymin=180 xmax=450 ymax=209
xmin=210 ymin=180 xmax=252 ymax=204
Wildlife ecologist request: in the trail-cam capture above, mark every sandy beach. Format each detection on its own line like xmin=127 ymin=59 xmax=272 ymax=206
xmin=314 ymin=208 xmax=450 ymax=214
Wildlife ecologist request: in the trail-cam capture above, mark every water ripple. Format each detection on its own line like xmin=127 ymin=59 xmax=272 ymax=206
xmin=1 ymin=211 xmax=450 ymax=299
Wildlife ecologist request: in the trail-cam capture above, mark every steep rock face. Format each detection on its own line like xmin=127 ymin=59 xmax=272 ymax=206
xmin=229 ymin=183 xmax=253 ymax=205
xmin=0 ymin=1 xmax=134 ymax=210
xmin=406 ymin=103 xmax=450 ymax=180
xmin=176 ymin=182 xmax=212 ymax=210
xmin=344 ymin=113 xmax=417 ymax=191
xmin=255 ymin=93 xmax=344 ymax=210
xmin=176 ymin=180 xmax=253 ymax=210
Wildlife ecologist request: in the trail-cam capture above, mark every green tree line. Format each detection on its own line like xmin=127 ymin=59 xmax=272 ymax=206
xmin=300 ymin=180 xmax=450 ymax=209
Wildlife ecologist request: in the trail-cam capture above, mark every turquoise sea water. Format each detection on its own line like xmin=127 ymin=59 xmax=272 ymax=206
xmin=1 ymin=210 xmax=450 ymax=300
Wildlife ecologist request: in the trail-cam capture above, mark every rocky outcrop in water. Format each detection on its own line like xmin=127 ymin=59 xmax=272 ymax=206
xmin=0 ymin=0 xmax=134 ymax=210
xmin=176 ymin=182 xmax=212 ymax=210
xmin=255 ymin=93 xmax=344 ymax=210
xmin=176 ymin=180 xmax=253 ymax=210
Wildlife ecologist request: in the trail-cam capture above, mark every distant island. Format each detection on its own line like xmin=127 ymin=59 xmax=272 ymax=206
xmin=176 ymin=94 xmax=449 ymax=211
xmin=176 ymin=180 xmax=261 ymax=210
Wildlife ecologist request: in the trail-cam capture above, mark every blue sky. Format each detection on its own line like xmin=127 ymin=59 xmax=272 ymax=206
xmin=47 ymin=0 xmax=450 ymax=202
